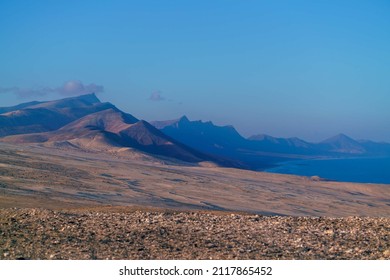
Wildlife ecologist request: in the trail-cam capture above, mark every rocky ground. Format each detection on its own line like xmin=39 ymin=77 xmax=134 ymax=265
xmin=1 ymin=207 xmax=389 ymax=260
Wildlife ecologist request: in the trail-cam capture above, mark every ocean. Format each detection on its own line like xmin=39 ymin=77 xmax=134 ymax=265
xmin=264 ymin=157 xmax=390 ymax=184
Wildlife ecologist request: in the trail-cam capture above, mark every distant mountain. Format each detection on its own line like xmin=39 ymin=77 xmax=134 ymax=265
xmin=152 ymin=117 xmax=317 ymax=158
xmin=0 ymin=94 xmax=114 ymax=137
xmin=248 ymin=134 xmax=314 ymax=154
xmin=151 ymin=116 xmax=303 ymax=169
xmin=318 ymin=133 xmax=366 ymax=154
xmin=153 ymin=116 xmax=390 ymax=170
xmin=358 ymin=140 xmax=390 ymax=156
xmin=151 ymin=116 xmax=247 ymax=154
xmin=248 ymin=133 xmax=390 ymax=157
xmin=151 ymin=116 xmax=189 ymax=130
xmin=150 ymin=116 xmax=256 ymax=166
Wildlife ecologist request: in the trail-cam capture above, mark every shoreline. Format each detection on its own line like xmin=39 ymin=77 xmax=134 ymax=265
xmin=264 ymin=156 xmax=390 ymax=184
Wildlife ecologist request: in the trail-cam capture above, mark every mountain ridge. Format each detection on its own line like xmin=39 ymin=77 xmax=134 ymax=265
xmin=317 ymin=133 xmax=367 ymax=154
xmin=152 ymin=116 xmax=390 ymax=168
xmin=0 ymin=95 xmax=238 ymax=167
xmin=0 ymin=93 xmax=115 ymax=137
xmin=1 ymin=94 xmax=390 ymax=171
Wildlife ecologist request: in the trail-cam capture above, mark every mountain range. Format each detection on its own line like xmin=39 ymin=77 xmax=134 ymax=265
xmin=1 ymin=94 xmax=389 ymax=170
xmin=152 ymin=116 xmax=390 ymax=169
xmin=0 ymin=94 xmax=232 ymax=166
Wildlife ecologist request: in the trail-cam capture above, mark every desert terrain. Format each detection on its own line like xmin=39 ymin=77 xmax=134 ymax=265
xmin=1 ymin=208 xmax=389 ymax=260
xmin=0 ymin=142 xmax=389 ymax=259
xmin=1 ymin=142 xmax=389 ymax=216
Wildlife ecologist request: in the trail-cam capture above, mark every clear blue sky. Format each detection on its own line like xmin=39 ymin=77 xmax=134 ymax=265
xmin=1 ymin=0 xmax=389 ymax=142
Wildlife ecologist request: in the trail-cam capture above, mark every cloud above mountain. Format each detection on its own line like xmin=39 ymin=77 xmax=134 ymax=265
xmin=57 ymin=80 xmax=104 ymax=96
xmin=0 ymin=80 xmax=104 ymax=98
xmin=149 ymin=91 xmax=165 ymax=101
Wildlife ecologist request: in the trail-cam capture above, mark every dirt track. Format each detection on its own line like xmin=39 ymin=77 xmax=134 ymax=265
xmin=1 ymin=208 xmax=389 ymax=260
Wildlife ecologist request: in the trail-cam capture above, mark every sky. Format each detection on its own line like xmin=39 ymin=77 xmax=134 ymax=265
xmin=1 ymin=0 xmax=390 ymax=142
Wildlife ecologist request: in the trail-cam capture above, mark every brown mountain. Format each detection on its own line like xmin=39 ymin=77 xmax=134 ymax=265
xmin=0 ymin=94 xmax=114 ymax=137
xmin=0 ymin=97 xmax=232 ymax=165
xmin=55 ymin=108 xmax=213 ymax=162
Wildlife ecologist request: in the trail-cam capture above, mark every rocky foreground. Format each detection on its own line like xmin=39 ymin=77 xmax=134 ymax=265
xmin=0 ymin=208 xmax=389 ymax=260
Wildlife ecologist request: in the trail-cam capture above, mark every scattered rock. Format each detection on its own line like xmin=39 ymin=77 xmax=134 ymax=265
xmin=310 ymin=176 xmax=321 ymax=181
xmin=0 ymin=208 xmax=389 ymax=260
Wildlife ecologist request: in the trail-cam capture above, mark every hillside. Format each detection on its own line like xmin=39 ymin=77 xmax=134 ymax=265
xmin=0 ymin=95 xmax=229 ymax=166
xmin=0 ymin=94 xmax=114 ymax=137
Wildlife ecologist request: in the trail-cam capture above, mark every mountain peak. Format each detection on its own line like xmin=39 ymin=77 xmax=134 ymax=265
xmin=335 ymin=133 xmax=349 ymax=138
xmin=321 ymin=133 xmax=355 ymax=144
xmin=179 ymin=115 xmax=190 ymax=123
xmin=320 ymin=133 xmax=365 ymax=154
xmin=74 ymin=93 xmax=100 ymax=104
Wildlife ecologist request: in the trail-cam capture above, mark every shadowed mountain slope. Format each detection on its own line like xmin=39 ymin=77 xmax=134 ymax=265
xmin=67 ymin=109 xmax=216 ymax=163
xmin=57 ymin=107 xmax=139 ymax=133
xmin=0 ymin=94 xmax=114 ymax=137
xmin=0 ymin=100 xmax=234 ymax=165
xmin=151 ymin=116 xmax=283 ymax=169
xmin=0 ymin=101 xmax=43 ymax=114
xmin=151 ymin=116 xmax=247 ymax=153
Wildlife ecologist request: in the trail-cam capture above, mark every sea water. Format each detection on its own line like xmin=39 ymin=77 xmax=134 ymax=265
xmin=265 ymin=157 xmax=390 ymax=184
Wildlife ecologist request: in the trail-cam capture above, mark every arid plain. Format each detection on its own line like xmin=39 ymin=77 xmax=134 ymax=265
xmin=1 ymin=142 xmax=389 ymax=216
xmin=1 ymin=142 xmax=389 ymax=260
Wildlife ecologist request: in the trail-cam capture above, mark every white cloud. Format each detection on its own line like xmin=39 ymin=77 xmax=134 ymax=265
xmin=149 ymin=91 xmax=165 ymax=101
xmin=0 ymin=80 xmax=104 ymax=98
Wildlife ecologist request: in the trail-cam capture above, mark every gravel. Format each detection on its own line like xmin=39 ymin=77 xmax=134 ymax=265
xmin=0 ymin=208 xmax=389 ymax=260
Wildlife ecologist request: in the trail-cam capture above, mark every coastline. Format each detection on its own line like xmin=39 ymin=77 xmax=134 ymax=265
xmin=264 ymin=156 xmax=390 ymax=184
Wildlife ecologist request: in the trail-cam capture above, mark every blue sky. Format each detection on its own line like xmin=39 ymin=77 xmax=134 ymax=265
xmin=1 ymin=0 xmax=389 ymax=142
